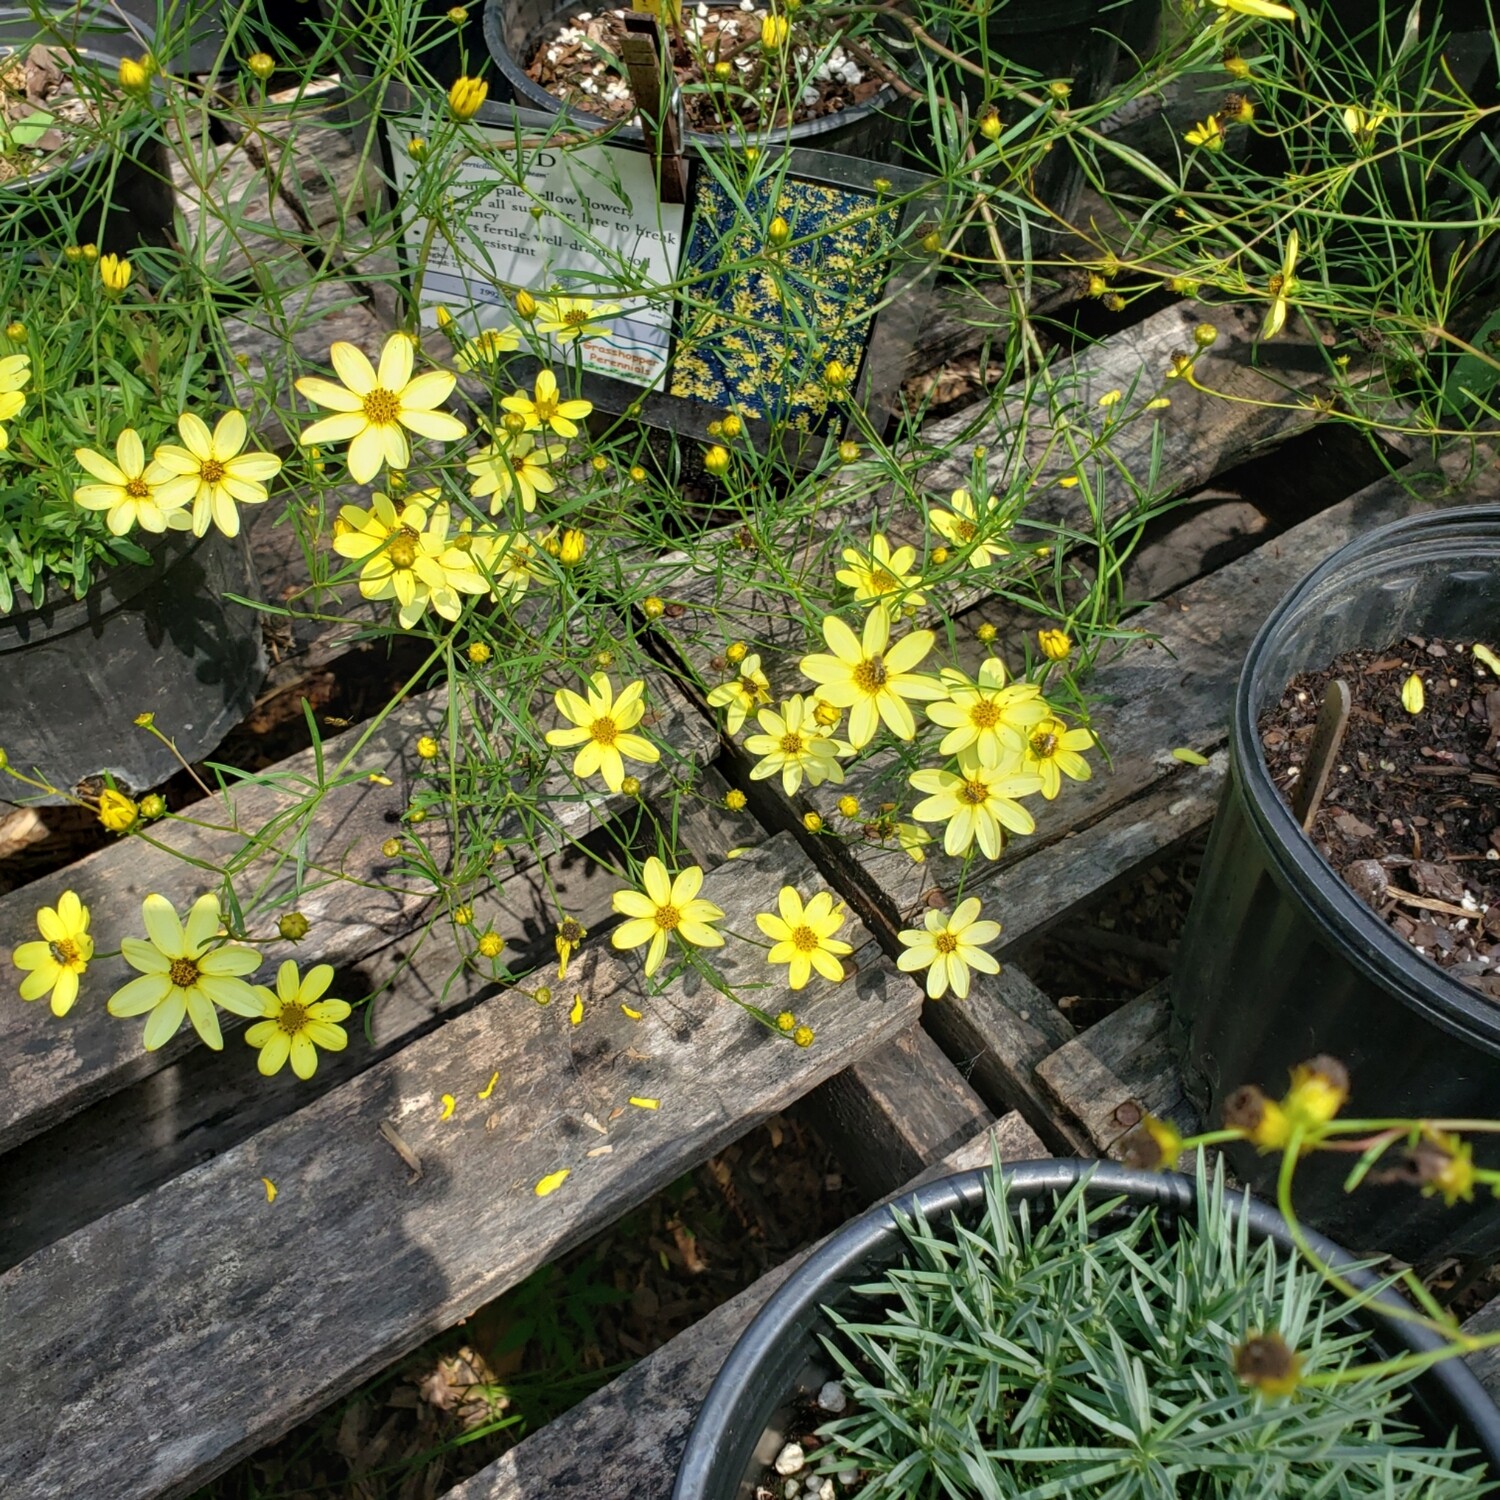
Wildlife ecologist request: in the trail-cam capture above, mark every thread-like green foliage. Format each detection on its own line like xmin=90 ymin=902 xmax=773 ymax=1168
xmin=816 ymin=1160 xmax=1492 ymax=1499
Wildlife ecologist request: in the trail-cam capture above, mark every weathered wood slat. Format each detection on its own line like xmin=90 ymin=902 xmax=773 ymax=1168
xmin=0 ymin=835 xmax=919 ymax=1500
xmin=802 ymin=1022 xmax=994 ymax=1198
xmin=1462 ymin=1296 xmax=1500 ymax=1400
xmin=442 ymin=1109 xmax=1050 ymax=1500
xmin=920 ymin=964 xmax=1088 ymax=1155
xmin=0 ymin=670 xmax=717 ymax=1156
xmin=1034 ymin=984 xmax=1191 ymax=1155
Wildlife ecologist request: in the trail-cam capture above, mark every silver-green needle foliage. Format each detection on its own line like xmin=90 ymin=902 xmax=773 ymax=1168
xmin=816 ymin=1162 xmax=1492 ymax=1499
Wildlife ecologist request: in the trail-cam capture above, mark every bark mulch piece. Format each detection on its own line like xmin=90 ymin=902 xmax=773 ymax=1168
xmin=1261 ymin=636 xmax=1500 ymax=998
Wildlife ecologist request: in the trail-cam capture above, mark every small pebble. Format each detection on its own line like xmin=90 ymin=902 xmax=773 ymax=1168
xmin=838 ymin=1471 xmax=859 ymax=1489
xmin=784 ymin=1484 xmax=800 ymax=1500
xmin=774 ymin=1443 xmax=805 ymax=1476
xmin=817 ymin=1381 xmax=847 ymax=1414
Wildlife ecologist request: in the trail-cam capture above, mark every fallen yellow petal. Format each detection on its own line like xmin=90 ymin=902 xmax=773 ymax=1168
xmin=261 ymin=1177 xmax=277 ymax=1203
xmin=1473 ymin=643 xmax=1500 ymax=676
xmin=620 ymin=1003 xmax=643 ymax=1019
xmin=569 ymin=994 xmax=584 ymax=1025
xmin=535 ymin=1168 xmax=571 ymax=1196
xmin=477 ymin=1071 xmax=499 ymax=1100
xmin=368 ymin=772 xmax=393 ymax=786
xmin=439 ymin=1093 xmax=456 ymax=1120
xmin=1171 ymin=747 xmax=1209 ymax=765
xmin=1058 ymin=475 xmax=1079 ymax=488
xmin=1401 ymin=673 xmax=1425 ymax=715
xmin=629 ymin=1096 xmax=660 ymax=1110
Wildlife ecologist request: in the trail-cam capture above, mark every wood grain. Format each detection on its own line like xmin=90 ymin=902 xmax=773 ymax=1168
xmin=0 ymin=671 xmax=717 ymax=1156
xmin=1034 ymin=984 xmax=1193 ymax=1154
xmin=802 ymin=1022 xmax=993 ymax=1198
xmin=0 ymin=835 xmax=919 ymax=1500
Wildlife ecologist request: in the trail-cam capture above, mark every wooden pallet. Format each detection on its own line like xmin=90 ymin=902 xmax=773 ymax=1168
xmin=5 ymin=68 xmax=1497 ymax=1500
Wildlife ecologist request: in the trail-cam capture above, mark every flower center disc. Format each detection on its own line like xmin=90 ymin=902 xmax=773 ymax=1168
xmin=535 ymin=394 xmax=558 ymax=420
xmin=779 ymin=732 xmax=805 ymax=755
xmin=791 ymin=925 xmax=821 ymax=953
xmin=169 ymin=958 xmax=201 ymax=988
xmin=563 ymin=308 xmax=589 ymax=328
xmin=655 ymin=903 xmax=682 ymax=931
xmin=363 ymin=387 xmax=401 ymax=425
xmin=387 ymin=528 xmax=419 ymax=568
xmin=48 ymin=939 xmax=79 ymax=965
xmin=199 ymin=458 xmax=226 ymax=484
xmin=853 ymin=657 xmax=888 ymax=692
xmin=956 ymin=519 xmax=977 ymax=542
xmin=969 ymin=700 xmax=1001 ymax=729
xmin=125 ymin=477 xmax=150 ymax=498
xmin=934 ymin=932 xmax=959 ymax=954
xmin=276 ymin=1001 xmax=309 ymax=1035
xmin=1031 ymin=732 xmax=1059 ymax=758
xmin=590 ymin=716 xmax=618 ymax=746
xmin=959 ymin=778 xmax=990 ymax=806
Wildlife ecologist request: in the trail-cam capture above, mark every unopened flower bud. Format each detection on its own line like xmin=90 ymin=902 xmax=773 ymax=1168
xmin=278 ymin=911 xmax=311 ymax=941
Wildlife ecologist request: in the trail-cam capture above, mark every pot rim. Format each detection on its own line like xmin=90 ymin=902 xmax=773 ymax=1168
xmin=0 ymin=527 xmax=210 ymax=645
xmin=673 ymin=1158 xmax=1500 ymax=1499
xmin=1229 ymin=503 xmax=1500 ymax=1056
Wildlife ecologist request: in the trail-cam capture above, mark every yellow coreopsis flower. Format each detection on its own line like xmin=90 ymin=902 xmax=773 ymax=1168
xmin=466 ymin=429 xmax=564 ymax=513
xmin=296 ymin=334 xmax=466 ymax=484
xmin=909 ymin=749 xmax=1043 ymax=859
xmin=154 ymin=409 xmax=282 ymax=538
xmin=1020 ymin=715 xmax=1096 ymax=799
xmin=0 ymin=351 xmax=28 ymax=448
xmin=245 ymin=960 xmax=351 ymax=1079
xmin=799 ymin=610 xmax=943 ymax=750
xmin=97 ymin=252 xmax=132 ymax=295
xmin=1209 ymin=0 xmax=1295 ymax=18
xmin=534 ymin=296 xmax=622 ymax=344
xmin=1262 ymin=229 xmax=1299 ymax=340
xmin=545 ymin=672 xmax=660 ymax=792
xmin=73 ymin=429 xmax=186 ymax=535
xmin=12 ymin=889 xmax=92 ymax=1016
xmin=756 ymin=886 xmax=852 ymax=990
xmin=332 ymin=491 xmax=487 ymax=629
xmin=929 ymin=489 xmax=1010 ymax=568
xmin=107 ymin=892 xmax=262 ymax=1051
xmin=705 ymin=653 xmax=772 ymax=735
xmin=925 ymin=658 xmax=1047 ymax=768
xmin=835 ymin=534 xmax=925 ymax=613
xmin=761 ymin=13 xmax=789 ymax=46
xmin=96 ymin=787 xmax=139 ymax=833
xmin=896 ymin=897 xmax=1002 ymax=1000
xmin=448 ymin=74 xmax=488 ymax=119
xmin=611 ymin=857 xmax=724 ymax=976
xmin=472 ymin=528 xmax=545 ymax=600
xmin=1184 ymin=115 xmax=1225 ymax=151
xmin=501 ymin=368 xmax=594 ymax=439
xmin=1037 ymin=627 xmax=1072 ymax=661
xmin=743 ymin=695 xmax=847 ymax=796
xmin=454 ymin=326 xmax=522 ymax=369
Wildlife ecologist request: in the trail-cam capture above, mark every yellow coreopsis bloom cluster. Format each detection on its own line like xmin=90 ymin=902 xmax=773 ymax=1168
xmin=835 ymin=534 xmax=926 ymax=613
xmin=744 ymin=694 xmax=848 ymax=795
xmin=929 ymin=489 xmax=1011 ymax=568
xmin=333 ymin=490 xmax=488 ymax=628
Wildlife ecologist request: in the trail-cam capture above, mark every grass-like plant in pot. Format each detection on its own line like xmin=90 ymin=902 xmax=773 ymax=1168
xmin=675 ymin=1143 xmax=1500 ymax=1498
xmin=0 ymin=246 xmax=274 ymax=804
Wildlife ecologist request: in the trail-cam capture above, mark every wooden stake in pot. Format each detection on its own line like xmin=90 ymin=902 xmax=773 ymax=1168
xmin=618 ymin=13 xmax=688 ymax=203
xmin=1292 ymin=677 xmax=1352 ymax=831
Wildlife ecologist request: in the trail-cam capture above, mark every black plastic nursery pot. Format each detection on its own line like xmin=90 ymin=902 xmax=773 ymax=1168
xmin=1172 ymin=505 xmax=1500 ymax=1265
xmin=0 ymin=5 xmax=175 ymax=251
xmin=481 ymin=0 xmax=910 ymax=159
xmin=0 ymin=527 xmax=266 ymax=804
xmin=672 ymin=1159 xmax=1500 ymax=1500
